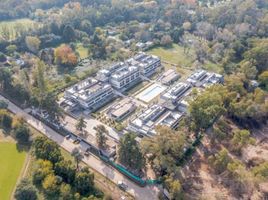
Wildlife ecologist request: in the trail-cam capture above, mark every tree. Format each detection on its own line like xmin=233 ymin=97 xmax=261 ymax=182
xmin=59 ymin=183 xmax=74 ymax=200
xmin=164 ymin=176 xmax=183 ymax=200
xmin=33 ymin=136 xmax=63 ymax=164
xmin=0 ymin=109 xmax=12 ymax=129
xmin=0 ymin=68 xmax=12 ymax=91
xmin=42 ymin=174 xmax=60 ymax=198
xmin=244 ymin=40 xmax=268 ymax=73
xmin=258 ymin=70 xmax=268 ymax=90
xmin=32 ymin=159 xmax=54 ymax=185
xmin=25 ymin=36 xmax=41 ymax=53
xmin=240 ymin=61 xmax=257 ymax=80
xmin=231 ymin=129 xmax=255 ymax=153
xmin=74 ymin=167 xmax=94 ymax=196
xmin=189 ymin=86 xmax=226 ymax=132
xmin=94 ymin=125 xmax=108 ymax=149
xmin=63 ymin=25 xmax=76 ymax=42
xmin=160 ymin=35 xmax=173 ymax=46
xmin=208 ymin=148 xmax=231 ymax=174
xmin=54 ymin=44 xmax=78 ymax=67
xmin=54 ymin=160 xmax=76 ymax=184
xmin=0 ymin=52 xmax=7 ymax=62
xmin=0 ymin=100 xmax=8 ymax=109
xmin=118 ymin=133 xmax=145 ymax=172
xmin=15 ymin=178 xmax=37 ymax=200
xmin=76 ymin=116 xmax=86 ymax=134
xmin=71 ymin=147 xmax=84 ymax=170
xmin=252 ymin=162 xmax=268 ymax=179
xmin=6 ymin=44 xmax=17 ymax=55
xmin=141 ymin=126 xmax=186 ymax=175
xmin=13 ymin=124 xmax=30 ymax=144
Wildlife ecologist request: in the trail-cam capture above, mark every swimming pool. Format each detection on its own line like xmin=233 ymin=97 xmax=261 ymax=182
xmin=136 ymin=83 xmax=166 ymax=103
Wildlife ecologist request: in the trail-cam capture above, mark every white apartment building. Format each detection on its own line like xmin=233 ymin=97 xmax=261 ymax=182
xmin=162 ymin=82 xmax=192 ymax=102
xmin=133 ymin=52 xmax=161 ymax=77
xmin=64 ymin=78 xmax=114 ymax=111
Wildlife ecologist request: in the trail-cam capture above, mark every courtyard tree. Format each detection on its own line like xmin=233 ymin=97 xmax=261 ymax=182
xmin=15 ymin=178 xmax=38 ymax=200
xmin=94 ymin=124 xmax=108 ymax=149
xmin=76 ymin=116 xmax=86 ymax=135
xmin=118 ymin=132 xmax=145 ymax=172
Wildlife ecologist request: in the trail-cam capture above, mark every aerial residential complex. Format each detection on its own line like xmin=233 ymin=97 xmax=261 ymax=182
xmin=60 ymin=52 xmax=223 ymax=137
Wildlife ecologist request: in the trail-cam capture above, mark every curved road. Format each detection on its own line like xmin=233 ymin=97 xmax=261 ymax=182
xmin=0 ymin=94 xmax=159 ymax=200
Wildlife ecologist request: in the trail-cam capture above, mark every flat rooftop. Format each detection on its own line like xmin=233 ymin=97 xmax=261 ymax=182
xmin=162 ymin=82 xmax=191 ymax=101
xmin=136 ymin=83 xmax=166 ymax=103
xmin=110 ymin=98 xmax=136 ymax=119
xmin=159 ymin=69 xmax=180 ymax=85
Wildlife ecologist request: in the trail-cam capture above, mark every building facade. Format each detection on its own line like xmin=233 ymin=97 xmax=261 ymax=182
xmin=64 ymin=78 xmax=114 ymax=111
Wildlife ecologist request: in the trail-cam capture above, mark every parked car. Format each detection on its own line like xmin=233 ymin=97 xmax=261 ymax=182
xmin=65 ymin=134 xmax=71 ymax=140
xmin=117 ymin=181 xmax=128 ymax=191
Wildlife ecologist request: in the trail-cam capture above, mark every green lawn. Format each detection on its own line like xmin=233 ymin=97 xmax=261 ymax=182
xmin=75 ymin=43 xmax=89 ymax=59
xmin=0 ymin=142 xmax=26 ymax=200
xmin=0 ymin=18 xmax=40 ymax=41
xmin=147 ymin=43 xmax=196 ymax=68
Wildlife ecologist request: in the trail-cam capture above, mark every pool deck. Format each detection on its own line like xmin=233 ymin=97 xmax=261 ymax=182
xmin=135 ymin=83 xmax=166 ymax=104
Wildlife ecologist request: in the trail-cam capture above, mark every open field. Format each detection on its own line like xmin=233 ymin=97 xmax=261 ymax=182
xmin=76 ymin=43 xmax=90 ymax=59
xmin=147 ymin=44 xmax=196 ymax=68
xmin=0 ymin=142 xmax=27 ymax=200
xmin=0 ymin=18 xmax=41 ymax=41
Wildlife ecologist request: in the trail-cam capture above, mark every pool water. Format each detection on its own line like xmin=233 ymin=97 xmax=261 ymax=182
xmin=136 ymin=83 xmax=166 ymax=103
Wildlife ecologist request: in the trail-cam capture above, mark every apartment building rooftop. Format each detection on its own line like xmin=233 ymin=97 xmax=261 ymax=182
xmin=129 ymin=104 xmax=183 ymax=136
xmin=162 ymin=82 xmax=191 ymax=101
xmin=110 ymin=65 xmax=139 ymax=81
xmin=109 ymin=98 xmax=136 ymax=121
xmin=159 ymin=69 xmax=180 ymax=85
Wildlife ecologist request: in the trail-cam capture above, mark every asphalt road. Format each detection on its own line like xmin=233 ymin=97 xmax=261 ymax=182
xmin=0 ymin=94 xmax=159 ymax=200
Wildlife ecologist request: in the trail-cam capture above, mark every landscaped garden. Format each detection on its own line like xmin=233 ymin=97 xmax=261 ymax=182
xmin=0 ymin=142 xmax=26 ymax=200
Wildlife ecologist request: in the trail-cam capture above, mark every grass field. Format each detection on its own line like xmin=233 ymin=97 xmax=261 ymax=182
xmin=0 ymin=18 xmax=40 ymax=41
xmin=147 ymin=43 xmax=196 ymax=68
xmin=0 ymin=142 xmax=26 ymax=200
xmin=76 ymin=43 xmax=89 ymax=59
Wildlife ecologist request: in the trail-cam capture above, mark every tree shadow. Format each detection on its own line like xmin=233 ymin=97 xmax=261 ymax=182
xmin=16 ymin=141 xmax=31 ymax=152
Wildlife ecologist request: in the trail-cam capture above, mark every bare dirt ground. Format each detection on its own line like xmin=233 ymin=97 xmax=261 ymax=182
xmin=0 ymin=130 xmax=14 ymax=142
xmin=243 ymin=125 xmax=268 ymax=163
xmin=181 ymin=136 xmax=232 ymax=200
xmin=181 ymin=123 xmax=268 ymax=200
